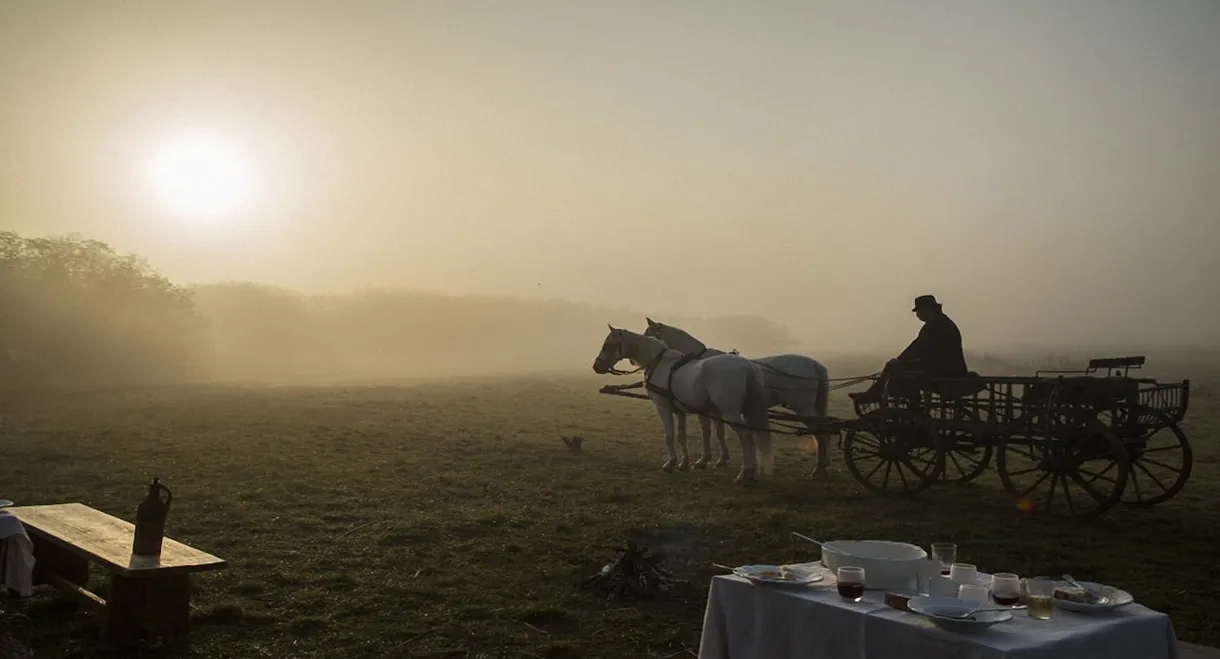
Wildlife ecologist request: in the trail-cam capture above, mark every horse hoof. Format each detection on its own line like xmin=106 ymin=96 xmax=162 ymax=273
xmin=662 ymin=461 xmax=676 ymax=473
xmin=734 ymin=473 xmax=757 ymax=486
xmin=715 ymin=460 xmax=730 ymax=469
xmin=677 ymin=459 xmax=691 ymax=472
xmin=693 ymin=459 xmax=709 ymax=470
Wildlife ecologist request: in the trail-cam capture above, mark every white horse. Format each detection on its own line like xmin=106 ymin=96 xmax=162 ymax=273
xmin=592 ymin=325 xmax=774 ymax=484
xmin=642 ymin=318 xmax=835 ymax=477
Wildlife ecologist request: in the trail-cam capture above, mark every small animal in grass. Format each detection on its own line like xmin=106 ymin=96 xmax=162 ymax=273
xmin=562 ymin=436 xmax=584 ymax=453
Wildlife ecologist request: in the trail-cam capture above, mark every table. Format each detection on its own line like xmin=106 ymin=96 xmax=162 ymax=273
xmin=6 ymin=502 xmax=227 ymax=646
xmin=698 ymin=567 xmax=1181 ymax=659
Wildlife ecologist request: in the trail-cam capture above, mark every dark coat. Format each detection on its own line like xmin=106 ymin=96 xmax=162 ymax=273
xmin=896 ymin=312 xmax=968 ymax=377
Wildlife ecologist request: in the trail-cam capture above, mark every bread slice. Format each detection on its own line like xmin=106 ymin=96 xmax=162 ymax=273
xmin=1053 ymin=585 xmax=1093 ymax=603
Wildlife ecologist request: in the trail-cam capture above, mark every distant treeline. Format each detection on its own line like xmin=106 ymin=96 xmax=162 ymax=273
xmin=0 ymin=230 xmax=803 ymax=386
xmin=4 ymin=230 xmax=1213 ymax=387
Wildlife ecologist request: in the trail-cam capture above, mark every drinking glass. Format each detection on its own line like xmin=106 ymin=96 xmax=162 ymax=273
xmin=928 ymin=575 xmax=960 ymax=597
xmin=958 ymin=584 xmax=989 ymax=604
xmin=837 ymin=567 xmax=866 ymax=602
xmin=949 ymin=563 xmax=978 ymax=586
xmin=1025 ymin=577 xmax=1055 ymax=619
xmin=930 ymin=543 xmax=957 ymax=576
xmin=991 ymin=573 xmax=1021 ymax=606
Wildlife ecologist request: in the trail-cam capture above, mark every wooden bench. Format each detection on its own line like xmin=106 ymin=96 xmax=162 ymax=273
xmin=5 ymin=502 xmax=226 ymax=646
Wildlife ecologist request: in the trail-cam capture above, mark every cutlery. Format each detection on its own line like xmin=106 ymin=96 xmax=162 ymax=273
xmin=1062 ymin=574 xmax=1106 ymax=603
xmin=940 ymin=604 xmax=1026 ymax=619
xmin=790 ymin=532 xmax=825 ymax=548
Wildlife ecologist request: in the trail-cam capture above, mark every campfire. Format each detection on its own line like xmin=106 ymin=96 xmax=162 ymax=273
xmin=580 ymin=540 xmax=686 ymax=600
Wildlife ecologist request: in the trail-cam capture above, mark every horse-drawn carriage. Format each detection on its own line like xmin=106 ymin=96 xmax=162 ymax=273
xmin=601 ymin=352 xmax=1192 ymax=519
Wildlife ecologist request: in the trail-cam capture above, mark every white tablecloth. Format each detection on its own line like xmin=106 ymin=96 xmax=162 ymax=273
xmin=0 ymin=510 xmax=35 ymax=597
xmin=699 ymin=567 xmax=1181 ymax=659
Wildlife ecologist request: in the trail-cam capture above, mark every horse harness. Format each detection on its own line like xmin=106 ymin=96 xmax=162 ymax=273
xmin=642 ymin=350 xmax=701 ymax=414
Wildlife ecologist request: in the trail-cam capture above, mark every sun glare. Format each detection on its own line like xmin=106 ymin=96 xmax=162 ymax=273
xmin=148 ymin=135 xmax=249 ymax=217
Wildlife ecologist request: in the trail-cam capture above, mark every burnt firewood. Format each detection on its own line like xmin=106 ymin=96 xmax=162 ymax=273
xmin=579 ymin=540 xmax=687 ymax=600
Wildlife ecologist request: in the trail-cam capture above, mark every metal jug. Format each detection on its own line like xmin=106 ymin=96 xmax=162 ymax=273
xmin=132 ymin=477 xmax=173 ymax=557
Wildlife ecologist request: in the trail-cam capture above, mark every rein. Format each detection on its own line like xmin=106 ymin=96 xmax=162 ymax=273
xmin=652 ymin=328 xmax=874 ymax=388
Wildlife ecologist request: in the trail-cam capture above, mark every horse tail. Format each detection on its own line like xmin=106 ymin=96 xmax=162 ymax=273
xmin=813 ymin=361 xmax=833 ymax=470
xmin=814 ymin=361 xmax=830 ymax=419
xmin=747 ymin=366 xmax=775 ymax=475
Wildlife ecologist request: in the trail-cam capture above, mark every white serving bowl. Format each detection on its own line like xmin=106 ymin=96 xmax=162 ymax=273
xmin=820 ymin=540 xmax=928 ymax=591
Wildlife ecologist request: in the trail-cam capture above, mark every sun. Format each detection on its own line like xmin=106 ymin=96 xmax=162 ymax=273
xmin=148 ymin=134 xmax=249 ymax=217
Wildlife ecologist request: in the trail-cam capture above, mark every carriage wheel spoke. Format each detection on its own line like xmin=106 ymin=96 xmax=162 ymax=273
xmin=895 ymin=462 xmax=911 ymax=492
xmin=1128 ymin=466 xmax=1146 ymax=500
xmin=953 ymin=450 xmax=982 ymax=469
xmin=908 ymin=449 xmax=938 ymax=479
xmin=854 ymin=434 xmax=883 ymax=451
xmin=941 ymin=451 xmax=961 ymax=475
xmin=880 ymin=461 xmax=894 ymax=492
xmin=1074 ymin=465 xmax=1117 ymax=487
xmin=1140 ymin=445 xmax=1180 ymax=454
xmin=1005 ymin=466 xmax=1041 ymax=479
xmin=1043 ymin=473 xmax=1059 ymax=513
xmin=1061 ymin=474 xmax=1078 ymax=515
xmin=1139 ymin=456 xmax=1182 ymax=474
xmin=863 ymin=458 xmax=886 ymax=483
xmin=1067 ymin=470 xmax=1109 ymax=503
xmin=1010 ymin=444 xmax=1038 ymax=461
xmin=1015 ymin=470 xmax=1052 ymax=499
xmin=1133 ymin=461 xmax=1170 ymax=493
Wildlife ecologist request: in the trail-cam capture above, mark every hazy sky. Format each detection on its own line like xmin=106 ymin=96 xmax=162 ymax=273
xmin=2 ymin=0 xmax=1218 ymax=351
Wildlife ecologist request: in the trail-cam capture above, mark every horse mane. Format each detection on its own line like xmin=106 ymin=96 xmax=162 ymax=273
xmin=619 ymin=329 xmax=673 ymax=363
xmin=658 ymin=323 xmax=707 ymax=353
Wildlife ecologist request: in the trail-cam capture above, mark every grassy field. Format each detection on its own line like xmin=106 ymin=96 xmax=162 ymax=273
xmin=1 ymin=372 xmax=1217 ymax=658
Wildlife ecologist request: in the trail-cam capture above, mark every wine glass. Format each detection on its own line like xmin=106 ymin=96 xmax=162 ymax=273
xmin=991 ymin=573 xmax=1021 ymax=606
xmin=836 ymin=567 xmax=866 ymax=602
xmin=931 ymin=542 xmax=956 ymax=575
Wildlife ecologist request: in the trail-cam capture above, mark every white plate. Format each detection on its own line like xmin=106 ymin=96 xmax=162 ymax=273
xmin=908 ymin=596 xmax=1013 ymax=631
xmin=733 ymin=564 xmax=825 ymax=586
xmin=1052 ymin=581 xmax=1135 ymax=612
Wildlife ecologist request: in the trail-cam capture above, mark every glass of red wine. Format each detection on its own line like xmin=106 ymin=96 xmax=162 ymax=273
xmin=991 ymin=573 xmax=1021 ymax=606
xmin=837 ymin=566 xmax=866 ymax=602
xmin=931 ymin=542 xmax=957 ymax=576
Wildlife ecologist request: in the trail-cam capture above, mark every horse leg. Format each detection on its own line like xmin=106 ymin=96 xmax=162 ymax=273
xmin=655 ymin=405 xmax=678 ymax=472
xmin=809 ymin=377 xmax=834 ymax=478
xmin=811 ymin=431 xmax=835 ymax=479
xmin=693 ymin=415 xmax=712 ymax=469
xmin=676 ymin=413 xmax=691 ymax=472
xmin=791 ymin=402 xmax=834 ymax=479
xmin=714 ymin=417 xmax=730 ymax=468
xmin=726 ymin=414 xmax=757 ymax=485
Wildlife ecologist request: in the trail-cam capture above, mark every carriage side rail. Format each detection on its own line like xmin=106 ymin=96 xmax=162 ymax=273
xmin=1137 ymin=379 xmax=1190 ymax=425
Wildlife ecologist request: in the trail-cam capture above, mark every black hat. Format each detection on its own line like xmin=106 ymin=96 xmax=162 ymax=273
xmin=912 ymin=295 xmax=942 ymax=312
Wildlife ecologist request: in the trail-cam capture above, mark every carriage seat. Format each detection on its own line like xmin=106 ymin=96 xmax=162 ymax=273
xmin=926 ymin=371 xmax=987 ymax=400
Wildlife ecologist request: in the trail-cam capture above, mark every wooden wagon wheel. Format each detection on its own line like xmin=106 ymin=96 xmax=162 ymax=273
xmin=996 ymin=421 xmax=1130 ymax=518
xmin=930 ymin=408 xmax=993 ymax=485
xmin=1109 ymin=407 xmax=1193 ymax=506
xmin=935 ymin=429 xmax=993 ymax=484
xmin=842 ymin=421 xmax=943 ymax=498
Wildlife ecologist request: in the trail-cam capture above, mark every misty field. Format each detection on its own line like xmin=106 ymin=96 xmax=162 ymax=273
xmin=2 ymin=373 xmax=1218 ymax=658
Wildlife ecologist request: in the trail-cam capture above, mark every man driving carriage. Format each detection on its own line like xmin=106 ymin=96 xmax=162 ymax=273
xmin=849 ymin=294 xmax=969 ymax=404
